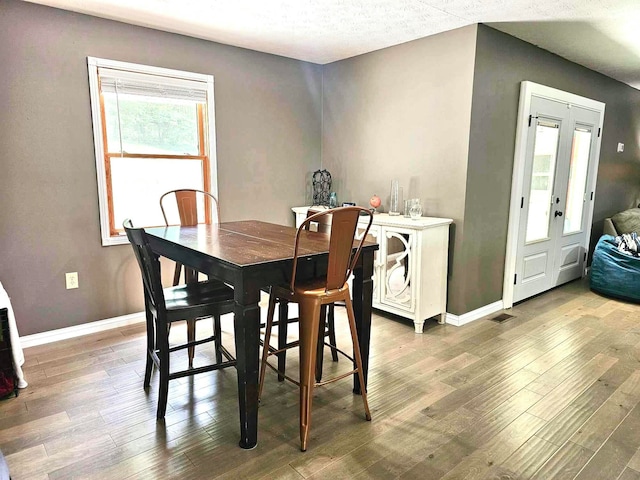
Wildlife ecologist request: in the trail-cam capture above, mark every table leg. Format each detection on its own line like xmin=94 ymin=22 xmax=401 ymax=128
xmin=351 ymin=249 xmax=374 ymax=394
xmin=232 ymin=277 xmax=261 ymax=449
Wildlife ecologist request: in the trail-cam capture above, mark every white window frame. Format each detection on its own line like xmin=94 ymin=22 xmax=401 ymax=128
xmin=87 ymin=57 xmax=218 ymax=246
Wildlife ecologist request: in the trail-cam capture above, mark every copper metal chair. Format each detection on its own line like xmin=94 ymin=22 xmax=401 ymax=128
xmin=124 ymin=219 xmax=236 ymax=420
xmin=160 ymin=189 xmax=228 ymax=367
xmin=271 ymin=208 xmax=339 ymax=384
xmin=160 ymin=189 xmax=220 ymax=286
xmin=258 ymin=206 xmax=373 ymax=451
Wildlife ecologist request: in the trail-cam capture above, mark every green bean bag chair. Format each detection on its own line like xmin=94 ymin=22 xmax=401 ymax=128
xmin=590 ymin=235 xmax=640 ymax=302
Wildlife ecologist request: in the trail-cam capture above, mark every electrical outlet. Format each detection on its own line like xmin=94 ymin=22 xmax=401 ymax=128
xmin=65 ymin=272 xmax=79 ymax=289
xmin=617 ymin=143 xmax=625 ymax=153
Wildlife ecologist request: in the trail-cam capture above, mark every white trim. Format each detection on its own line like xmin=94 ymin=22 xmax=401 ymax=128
xmin=206 ymin=72 xmax=219 ymax=201
xmin=87 ymin=57 xmax=213 ymax=82
xmin=86 ymin=57 xmax=219 ymax=245
xmin=502 ymin=81 xmax=605 ymax=308
xmin=20 ymin=312 xmax=145 ymax=348
xmin=444 ymin=300 xmax=504 ymax=327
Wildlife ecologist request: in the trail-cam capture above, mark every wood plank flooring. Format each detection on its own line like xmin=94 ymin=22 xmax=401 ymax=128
xmin=2 ymin=278 xmax=640 ymax=479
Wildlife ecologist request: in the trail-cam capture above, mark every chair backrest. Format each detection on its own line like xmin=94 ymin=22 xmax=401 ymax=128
xmin=123 ymin=219 xmax=165 ymax=314
xmin=159 ymin=189 xmax=220 ymax=227
xmin=305 ymin=208 xmax=332 ymax=234
xmin=292 ymin=207 xmax=373 ymax=291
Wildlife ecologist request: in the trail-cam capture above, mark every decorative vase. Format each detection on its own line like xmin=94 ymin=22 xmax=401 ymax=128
xmin=389 ymin=180 xmax=401 ymax=216
xmin=329 ymin=192 xmax=338 ymax=208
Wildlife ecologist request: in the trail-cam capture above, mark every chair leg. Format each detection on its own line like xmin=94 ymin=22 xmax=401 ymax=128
xmin=258 ymin=292 xmax=278 ymax=403
xmin=315 ymin=305 xmax=327 ymax=383
xmin=143 ymin=307 xmax=154 ymax=388
xmin=298 ymin=298 xmax=322 ymax=451
xmin=344 ymin=297 xmax=371 ymax=422
xmin=157 ymin=322 xmax=170 ymax=420
xmin=214 ymin=314 xmax=223 ymax=364
xmin=184 ymin=267 xmax=198 ymax=368
xmin=277 ymin=299 xmax=289 ymax=382
xmin=327 ymin=304 xmax=339 ymax=362
xmin=172 ymin=262 xmax=182 ymax=286
xmin=187 ymin=319 xmax=196 ymax=369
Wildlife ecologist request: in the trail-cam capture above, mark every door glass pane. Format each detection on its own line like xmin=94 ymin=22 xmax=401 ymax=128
xmin=563 ymin=127 xmax=592 ymax=234
xmin=526 ymin=122 xmax=560 ymax=243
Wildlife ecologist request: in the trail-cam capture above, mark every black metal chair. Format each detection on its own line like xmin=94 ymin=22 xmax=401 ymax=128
xmin=123 ymin=219 xmax=236 ymax=419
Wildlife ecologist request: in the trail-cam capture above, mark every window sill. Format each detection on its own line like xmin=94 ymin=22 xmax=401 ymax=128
xmin=102 ymin=234 xmax=129 ymax=247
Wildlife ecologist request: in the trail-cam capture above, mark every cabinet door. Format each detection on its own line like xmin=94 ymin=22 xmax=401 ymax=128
xmin=355 ymin=224 xmax=382 ymax=305
xmin=380 ymin=226 xmax=415 ymax=312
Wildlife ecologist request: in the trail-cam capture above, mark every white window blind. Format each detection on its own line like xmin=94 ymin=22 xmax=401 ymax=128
xmin=98 ymin=67 xmax=208 ymax=103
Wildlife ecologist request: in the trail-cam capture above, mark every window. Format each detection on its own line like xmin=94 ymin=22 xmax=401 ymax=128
xmin=87 ymin=57 xmax=218 ymax=246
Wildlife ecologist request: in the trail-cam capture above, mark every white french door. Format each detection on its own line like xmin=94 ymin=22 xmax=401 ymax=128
xmin=505 ymin=82 xmax=605 ymax=306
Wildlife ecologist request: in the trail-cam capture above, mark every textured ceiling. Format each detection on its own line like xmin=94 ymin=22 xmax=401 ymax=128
xmin=23 ymin=0 xmax=640 ymax=90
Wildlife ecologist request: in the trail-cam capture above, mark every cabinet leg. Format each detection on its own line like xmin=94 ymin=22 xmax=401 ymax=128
xmin=414 ymin=321 xmax=424 ymax=334
xmin=438 ymin=312 xmax=446 ymax=325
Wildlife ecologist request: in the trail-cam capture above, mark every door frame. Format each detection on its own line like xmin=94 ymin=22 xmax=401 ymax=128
xmin=502 ymin=81 xmax=605 ymax=308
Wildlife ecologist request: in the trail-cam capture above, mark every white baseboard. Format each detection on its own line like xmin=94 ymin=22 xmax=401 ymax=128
xmin=444 ymin=300 xmax=504 ymax=327
xmin=20 ymin=312 xmax=145 ymax=348
xmin=19 ymin=298 xmax=504 ymax=347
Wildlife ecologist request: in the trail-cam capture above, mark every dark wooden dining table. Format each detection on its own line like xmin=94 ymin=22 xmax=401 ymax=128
xmin=145 ymin=220 xmax=378 ymax=449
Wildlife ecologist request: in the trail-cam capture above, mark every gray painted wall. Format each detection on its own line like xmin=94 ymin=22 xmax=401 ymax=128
xmin=3 ymin=2 xmax=639 ymax=336
xmin=0 ymin=0 xmax=322 ymax=335
xmin=322 ymin=26 xmax=478 ymax=316
xmin=461 ymin=25 xmax=640 ymax=313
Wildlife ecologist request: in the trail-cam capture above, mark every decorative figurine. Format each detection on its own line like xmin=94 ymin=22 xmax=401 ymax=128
xmin=369 ymin=194 xmax=381 ymax=213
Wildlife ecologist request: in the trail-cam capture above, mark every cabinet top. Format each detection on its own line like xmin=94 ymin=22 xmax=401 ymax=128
xmin=292 ymin=206 xmax=453 ymax=229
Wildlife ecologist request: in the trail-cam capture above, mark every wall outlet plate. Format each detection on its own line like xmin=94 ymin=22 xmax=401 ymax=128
xmin=617 ymin=142 xmax=625 ymax=153
xmin=65 ymin=272 xmax=79 ymax=289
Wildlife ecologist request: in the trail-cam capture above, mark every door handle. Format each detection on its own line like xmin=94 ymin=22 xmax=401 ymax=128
xmin=555 ymin=211 xmax=563 ymax=217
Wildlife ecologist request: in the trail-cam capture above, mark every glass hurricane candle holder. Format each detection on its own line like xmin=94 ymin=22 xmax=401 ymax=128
xmin=408 ymin=199 xmax=422 ymax=219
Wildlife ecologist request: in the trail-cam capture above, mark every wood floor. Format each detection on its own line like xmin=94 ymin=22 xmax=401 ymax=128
xmin=2 ymin=278 xmax=640 ymax=479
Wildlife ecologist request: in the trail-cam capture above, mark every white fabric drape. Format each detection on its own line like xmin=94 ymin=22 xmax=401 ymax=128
xmin=0 ymin=282 xmax=27 ymax=388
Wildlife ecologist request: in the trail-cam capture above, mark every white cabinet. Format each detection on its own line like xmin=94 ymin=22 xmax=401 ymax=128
xmin=292 ymin=207 xmax=452 ymax=333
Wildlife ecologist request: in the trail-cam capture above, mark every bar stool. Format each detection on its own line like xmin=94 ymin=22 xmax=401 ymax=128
xmin=258 ymin=207 xmax=373 ymax=451
xmin=271 ymin=208 xmax=339 ymax=384
xmin=124 ymin=219 xmax=236 ymax=419
xmin=160 ymin=189 xmax=228 ymax=368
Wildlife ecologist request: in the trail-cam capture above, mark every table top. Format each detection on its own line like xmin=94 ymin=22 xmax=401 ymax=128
xmin=146 ymin=220 xmax=377 ymax=268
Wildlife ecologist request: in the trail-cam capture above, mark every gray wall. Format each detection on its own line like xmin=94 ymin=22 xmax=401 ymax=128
xmin=321 ymin=25 xmax=478 ymax=315
xmin=461 ymin=24 xmax=640 ymax=313
xmin=321 ymin=23 xmax=640 ymax=316
xmin=3 ymin=2 xmax=639 ymax=335
xmin=0 ymin=0 xmax=322 ymax=335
